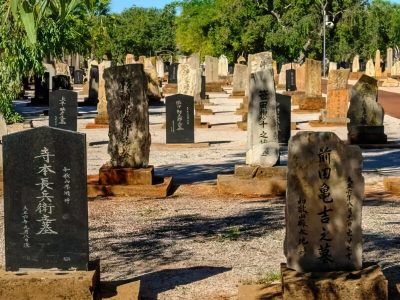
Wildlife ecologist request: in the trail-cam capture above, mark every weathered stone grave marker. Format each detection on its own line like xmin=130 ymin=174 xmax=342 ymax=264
xmin=49 ymin=90 xmax=78 ymax=131
xmin=166 ymin=94 xmax=194 ymax=144
xmin=84 ymin=61 xmax=99 ymax=105
xmin=74 ymin=69 xmax=84 ymax=84
xmin=347 ymin=75 xmax=387 ymax=144
xmin=276 ymin=93 xmax=291 ymax=144
xmin=168 ymin=63 xmax=179 ymax=84
xmin=3 ymin=126 xmax=88 ymax=271
xmin=87 ymin=64 xmax=172 ymax=197
xmin=231 ymin=64 xmax=247 ymax=97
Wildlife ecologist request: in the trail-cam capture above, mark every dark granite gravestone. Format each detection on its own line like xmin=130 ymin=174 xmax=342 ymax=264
xmin=49 ymin=90 xmax=78 ymax=131
xmin=74 ymin=69 xmax=84 ymax=84
xmin=359 ymin=61 xmax=366 ymax=72
xmin=69 ymin=66 xmax=75 ymax=79
xmin=228 ymin=65 xmax=234 ymax=74
xmin=168 ymin=63 xmax=179 ymax=84
xmin=200 ymin=75 xmax=206 ymax=100
xmin=286 ymin=69 xmax=296 ymax=91
xmin=33 ymin=73 xmax=50 ymax=105
xmin=166 ymin=94 xmax=194 ymax=144
xmin=52 ymin=75 xmax=72 ymax=91
xmin=276 ymin=93 xmax=291 ymax=144
xmin=3 ymin=126 xmax=88 ymax=271
xmin=85 ymin=65 xmax=99 ymax=104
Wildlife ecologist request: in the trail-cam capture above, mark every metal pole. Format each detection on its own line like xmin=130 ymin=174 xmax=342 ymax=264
xmin=323 ymin=8 xmax=326 ymax=78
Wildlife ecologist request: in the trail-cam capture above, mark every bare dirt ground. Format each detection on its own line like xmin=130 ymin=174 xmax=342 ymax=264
xmin=1 ymin=88 xmax=400 ymax=299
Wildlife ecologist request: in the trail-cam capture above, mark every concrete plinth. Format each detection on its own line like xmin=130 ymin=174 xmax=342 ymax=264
xmin=87 ymin=166 xmax=172 ymax=198
xmin=298 ymin=96 xmax=325 ymax=111
xmin=0 ymin=261 xmax=100 ymax=300
xmin=217 ymin=165 xmax=287 ymax=197
xmin=206 ymin=82 xmax=224 ymax=92
xmin=383 ymin=177 xmax=400 ymax=194
xmin=348 ymin=125 xmax=387 ymax=144
xmin=281 ymin=263 xmax=388 ymax=300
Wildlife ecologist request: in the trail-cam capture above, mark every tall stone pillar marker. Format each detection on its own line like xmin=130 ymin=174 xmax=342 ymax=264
xmin=386 ymin=48 xmax=393 ymax=74
xmin=87 ymin=64 xmax=172 ymax=198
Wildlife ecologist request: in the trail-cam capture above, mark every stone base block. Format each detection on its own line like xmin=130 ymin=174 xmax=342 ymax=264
xmin=231 ymin=91 xmax=245 ymax=97
xmin=383 ymin=177 xmax=400 ymax=194
xmin=237 ymin=121 xmax=247 ymax=131
xmin=298 ymin=96 xmax=325 ymax=111
xmin=163 ymin=84 xmax=177 ymax=94
xmin=101 ymin=280 xmax=140 ymax=300
xmin=99 ymin=166 xmax=154 ymax=185
xmin=95 ymin=115 xmax=109 ymax=125
xmin=349 ymin=72 xmax=363 ymax=81
xmin=87 ymin=175 xmax=172 ymax=198
xmin=217 ymin=165 xmax=287 ymax=197
xmin=195 ymin=116 xmax=211 ymax=128
xmin=309 ymin=120 xmax=348 ymax=127
xmin=206 ymin=82 xmax=224 ymax=92
xmin=85 ymin=123 xmax=109 ymax=129
xmin=281 ymin=263 xmax=388 ymax=300
xmin=151 ymin=142 xmax=209 ymax=150
xmin=348 ymin=126 xmax=387 ymax=144
xmin=289 ymin=92 xmax=305 ymax=105
xmin=0 ymin=261 xmax=100 ymax=300
xmin=291 ymin=122 xmax=297 ymax=130
xmin=238 ymin=283 xmax=282 ymax=300
xmin=195 ymin=109 xmax=214 ymax=116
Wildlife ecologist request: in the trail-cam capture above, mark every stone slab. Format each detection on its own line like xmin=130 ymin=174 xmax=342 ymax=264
xmin=309 ymin=120 xmax=348 ymax=127
xmin=298 ymin=96 xmax=325 ymax=111
xmin=281 ymin=263 xmax=388 ymax=300
xmin=101 ymin=280 xmax=140 ymax=300
xmin=238 ymin=283 xmax=282 ymax=300
xmin=151 ymin=142 xmax=209 ymax=150
xmin=99 ymin=166 xmax=154 ymax=185
xmin=87 ymin=176 xmax=172 ymax=198
xmin=0 ymin=260 xmax=99 ymax=300
xmin=85 ymin=123 xmax=109 ymax=129
xmin=383 ymin=177 xmax=400 ymax=194
xmin=166 ymin=94 xmax=195 ymax=144
xmin=217 ymin=173 xmax=286 ymax=197
xmin=205 ymin=82 xmax=224 ymax=92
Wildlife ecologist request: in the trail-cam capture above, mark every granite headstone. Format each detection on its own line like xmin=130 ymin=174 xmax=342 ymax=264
xmin=168 ymin=63 xmax=179 ymax=84
xmin=166 ymin=94 xmax=194 ymax=144
xmin=74 ymin=70 xmax=84 ymax=84
xmin=49 ymin=90 xmax=78 ymax=131
xmin=3 ymin=126 xmax=88 ymax=271
xmin=276 ymin=93 xmax=291 ymax=144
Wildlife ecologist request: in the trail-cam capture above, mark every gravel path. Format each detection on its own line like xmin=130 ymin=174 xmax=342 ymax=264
xmin=0 ymin=89 xmax=399 ymax=299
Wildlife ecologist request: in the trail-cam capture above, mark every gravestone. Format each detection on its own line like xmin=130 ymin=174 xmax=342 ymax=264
xmin=188 ymin=53 xmax=200 ymax=69
xmin=156 ymin=57 xmax=164 ymax=78
xmin=286 ymin=69 xmax=296 ymax=91
xmin=84 ymin=61 xmax=99 ymax=104
xmin=52 ymin=75 xmax=72 ymax=91
xmin=329 ymin=62 xmax=337 ymax=72
xmin=177 ymin=63 xmax=201 ymax=102
xmin=205 ymin=56 xmax=219 ymax=83
xmin=295 ymin=64 xmax=306 ymax=92
xmin=3 ymin=126 xmax=88 ymax=271
xmin=347 ymin=75 xmax=387 ymax=144
xmin=278 ymin=63 xmax=291 ymax=88
xmin=95 ymin=61 xmax=112 ymax=125
xmin=232 ymin=64 xmax=248 ymax=96
xmin=352 ymin=55 xmax=360 ymax=72
xmin=365 ymin=59 xmax=375 ymax=77
xmin=144 ymin=58 xmax=162 ymax=102
xmin=285 ymin=131 xmax=363 ymax=272
xmin=69 ymin=66 xmax=75 ymax=80
xmin=391 ymin=61 xmax=400 ymax=76
xmin=0 ymin=113 xmax=7 ymax=169
xmin=33 ymin=72 xmax=50 ymax=105
xmin=105 ymin=64 xmax=150 ymax=167
xmin=248 ymin=52 xmax=273 ymax=74
xmin=74 ymin=69 xmax=84 ymax=84
xmin=125 ymin=54 xmax=135 ymax=64
xmin=304 ymin=59 xmax=322 ymax=96
xmin=246 ymin=70 xmax=279 ymax=166
xmin=375 ymin=50 xmax=382 ymax=77
xmin=237 ymin=55 xmax=246 ymax=64
xmin=218 ymin=55 xmax=229 ymax=77
xmin=386 ymin=48 xmax=393 ymax=73
xmin=168 ymin=63 xmax=179 ymax=84
xmin=276 ymin=94 xmax=291 ymax=144
xmin=166 ymin=94 xmax=194 ymax=143
xmin=322 ymin=69 xmax=350 ymax=123
xmin=200 ymin=75 xmax=206 ymax=99
xmin=49 ymin=90 xmax=78 ymax=131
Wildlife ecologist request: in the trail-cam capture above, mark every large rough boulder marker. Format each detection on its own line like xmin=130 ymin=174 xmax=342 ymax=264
xmin=347 ymin=75 xmax=387 ymax=144
xmin=285 ymin=131 xmax=364 ymax=273
xmin=246 ymin=69 xmax=279 ymax=166
xmin=105 ymin=64 xmax=151 ymax=167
